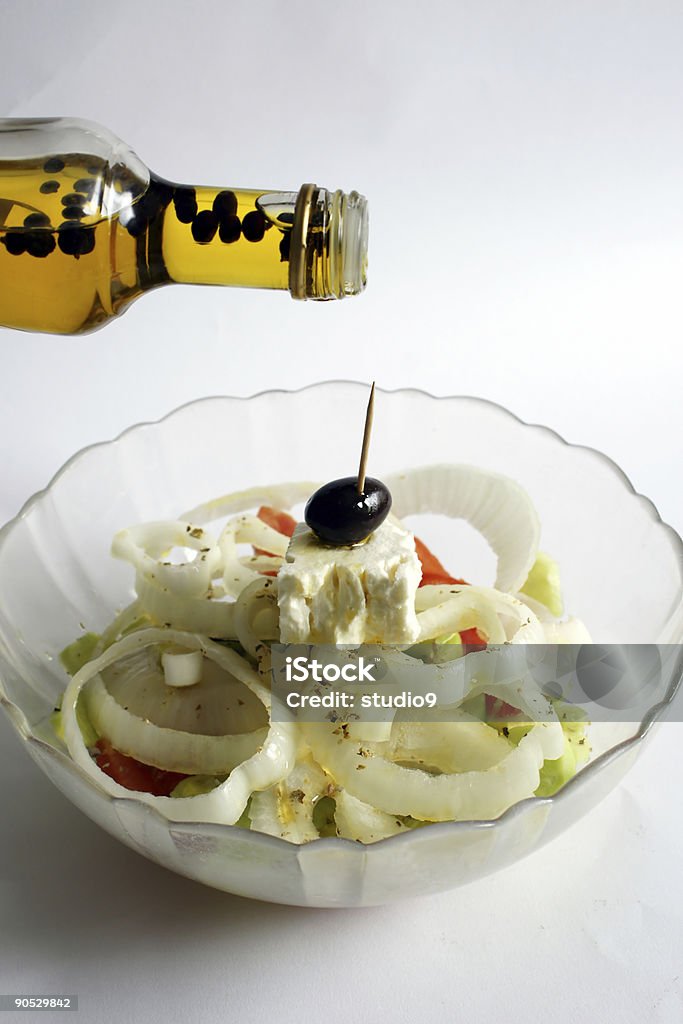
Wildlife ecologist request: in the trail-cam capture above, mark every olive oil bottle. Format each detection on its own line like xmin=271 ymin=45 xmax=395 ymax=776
xmin=0 ymin=118 xmax=368 ymax=335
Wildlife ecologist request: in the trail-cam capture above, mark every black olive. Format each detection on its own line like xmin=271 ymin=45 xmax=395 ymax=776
xmin=23 ymin=212 xmax=51 ymax=228
xmin=242 ymin=209 xmax=266 ymax=242
xmin=61 ymin=193 xmax=85 ymax=206
xmin=57 ymin=224 xmax=84 ymax=255
xmin=173 ymin=187 xmax=197 ymax=223
xmin=219 ymin=214 xmax=241 ymax=243
xmin=304 ymin=477 xmax=392 ymax=546
xmin=57 ymin=223 xmax=94 ymax=257
xmin=213 ymin=190 xmax=238 ymax=219
xmin=78 ymin=226 xmax=95 ymax=255
xmin=25 ymin=230 xmax=56 ymax=258
xmin=74 ymin=178 xmax=96 ymax=195
xmin=61 ymin=205 xmax=86 ymax=220
xmin=191 ymin=210 xmax=218 ymax=243
xmin=2 ymin=231 xmax=27 ymax=255
xmin=43 ymin=157 xmax=65 ymax=173
xmin=39 ymin=180 xmax=60 ymax=194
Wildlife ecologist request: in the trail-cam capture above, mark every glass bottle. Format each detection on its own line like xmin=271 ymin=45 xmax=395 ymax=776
xmin=0 ymin=118 xmax=368 ymax=335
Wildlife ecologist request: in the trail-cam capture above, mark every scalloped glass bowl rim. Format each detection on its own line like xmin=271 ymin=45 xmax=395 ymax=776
xmin=0 ymin=382 xmax=682 ymax=860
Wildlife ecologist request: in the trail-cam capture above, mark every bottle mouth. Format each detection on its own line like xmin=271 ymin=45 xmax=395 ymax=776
xmin=333 ymin=188 xmax=369 ymax=298
xmin=288 ymin=183 xmax=368 ymax=300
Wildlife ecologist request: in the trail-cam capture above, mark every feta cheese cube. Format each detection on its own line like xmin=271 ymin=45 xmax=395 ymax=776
xmin=277 ymin=519 xmax=421 ymax=644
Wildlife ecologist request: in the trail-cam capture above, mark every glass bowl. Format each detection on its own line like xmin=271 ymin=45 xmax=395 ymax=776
xmin=0 ymin=384 xmax=681 ymax=907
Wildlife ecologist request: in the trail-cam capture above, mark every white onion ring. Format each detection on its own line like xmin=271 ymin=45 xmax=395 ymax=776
xmin=219 ymin=514 xmax=289 ymax=597
xmin=249 ymin=760 xmax=329 ymax=844
xmin=304 ymin=719 xmax=563 ymax=822
xmin=112 ymin=521 xmax=221 ymax=598
xmin=135 ymin=575 xmax=236 ymax=638
xmin=233 ymin=576 xmax=279 ymax=658
xmin=416 ymin=585 xmax=545 ymax=643
xmin=180 ymin=482 xmax=319 ymax=525
xmin=84 ymin=675 xmax=267 ymax=774
xmin=385 ymin=465 xmax=540 ymax=593
xmin=334 ymin=790 xmax=408 ymax=843
xmin=388 ymin=715 xmax=510 ymax=773
xmin=61 ymin=628 xmax=296 ymax=825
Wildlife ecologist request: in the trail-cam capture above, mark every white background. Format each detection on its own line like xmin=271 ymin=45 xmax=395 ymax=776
xmin=0 ymin=2 xmax=682 ymax=1022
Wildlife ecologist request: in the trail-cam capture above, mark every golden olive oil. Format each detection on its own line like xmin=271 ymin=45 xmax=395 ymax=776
xmin=0 ymin=156 xmax=292 ymax=334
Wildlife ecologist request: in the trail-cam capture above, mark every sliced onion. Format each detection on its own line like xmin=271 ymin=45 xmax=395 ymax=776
xmin=180 ymin=482 xmax=319 ymax=526
xmin=296 ymin=644 xmax=556 ymax=726
xmin=96 ymin=600 xmax=146 ymax=655
xmin=509 ymin=615 xmax=546 ymax=644
xmin=515 ymin=591 xmax=556 ymax=623
xmin=304 ymin=719 xmax=562 ymax=822
xmin=61 ymin=628 xmax=296 ymax=825
xmin=334 ymin=790 xmax=408 ymax=843
xmin=249 ymin=760 xmax=329 ymax=844
xmin=100 ymin=645 xmax=267 ymax=734
xmin=342 ymin=719 xmax=394 ymax=744
xmin=385 ymin=465 xmax=540 ymax=593
xmin=112 ymin=521 xmax=221 ymax=598
xmin=416 ymin=592 xmax=507 ymax=643
xmin=506 ymin=592 xmax=591 ymax=643
xmin=219 ymin=515 xmax=288 ymax=598
xmin=239 ymin=554 xmax=284 ymax=574
xmin=233 ymin=576 xmax=279 ymax=658
xmin=136 ymin=575 xmax=236 ymax=638
xmin=416 ymin=584 xmax=545 ymax=643
xmin=543 ymin=617 xmax=593 ymax=644
xmin=162 ymin=649 xmax=203 ymax=687
xmin=84 ymin=676 xmax=266 ymax=774
xmin=388 ymin=714 xmax=511 ymax=772
xmin=229 ymin=516 xmax=291 ymax=556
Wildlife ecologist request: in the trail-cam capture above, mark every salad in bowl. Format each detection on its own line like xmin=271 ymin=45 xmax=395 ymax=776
xmin=52 ymin=459 xmax=594 ymax=845
xmin=1 ymin=385 xmax=680 ymax=905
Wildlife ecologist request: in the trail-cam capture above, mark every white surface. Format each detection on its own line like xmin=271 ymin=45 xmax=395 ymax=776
xmin=0 ymin=1 xmax=681 ymax=1021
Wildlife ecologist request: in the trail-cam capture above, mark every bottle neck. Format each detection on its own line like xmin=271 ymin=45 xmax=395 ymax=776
xmin=133 ymin=176 xmax=368 ymax=300
xmin=288 ymin=184 xmax=368 ymax=300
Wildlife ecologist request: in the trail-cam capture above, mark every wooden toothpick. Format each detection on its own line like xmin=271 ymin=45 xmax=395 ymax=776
xmin=357 ymin=382 xmax=376 ymax=494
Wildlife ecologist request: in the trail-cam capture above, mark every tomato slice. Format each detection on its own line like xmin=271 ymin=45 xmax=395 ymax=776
xmin=414 ymin=535 xmax=467 ymax=587
xmin=484 ymin=693 xmax=523 ymax=723
xmin=254 ymin=506 xmax=298 ymax=575
xmin=256 ymin=506 xmax=297 ymax=540
xmin=94 ymin=739 xmax=187 ymax=797
xmin=459 ymin=626 xmax=487 ymax=650
xmin=414 ymin=537 xmax=488 ymax=648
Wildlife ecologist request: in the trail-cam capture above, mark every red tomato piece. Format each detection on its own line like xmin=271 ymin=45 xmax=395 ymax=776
xmin=94 ymin=739 xmax=187 ymax=797
xmin=254 ymin=506 xmax=298 ymax=575
xmin=256 ymin=506 xmax=297 ymax=540
xmin=414 ymin=535 xmax=467 ymax=588
xmin=484 ymin=693 xmax=523 ymax=723
xmin=459 ymin=626 xmax=487 ymax=650
xmin=414 ymin=537 xmax=487 ymax=648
